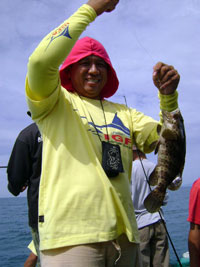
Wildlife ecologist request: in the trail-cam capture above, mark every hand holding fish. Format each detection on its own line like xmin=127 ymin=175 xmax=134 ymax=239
xmin=153 ymin=62 xmax=180 ymax=95
xmin=87 ymin=0 xmax=119 ymax=16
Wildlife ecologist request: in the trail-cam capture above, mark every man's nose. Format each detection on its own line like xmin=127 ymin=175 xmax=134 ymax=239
xmin=88 ymin=63 xmax=99 ymax=74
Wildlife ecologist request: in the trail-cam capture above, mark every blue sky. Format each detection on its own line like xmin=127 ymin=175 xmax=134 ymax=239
xmin=1 ymin=0 xmax=200 ymax=197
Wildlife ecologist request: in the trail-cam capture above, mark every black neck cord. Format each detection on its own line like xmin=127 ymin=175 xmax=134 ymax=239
xmin=99 ymin=99 xmax=109 ymax=141
xmin=79 ymin=97 xmax=109 ymax=143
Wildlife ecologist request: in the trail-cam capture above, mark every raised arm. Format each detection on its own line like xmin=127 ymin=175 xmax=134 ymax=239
xmin=26 ymin=0 xmax=119 ymax=101
xmin=131 ymin=62 xmax=180 ymax=153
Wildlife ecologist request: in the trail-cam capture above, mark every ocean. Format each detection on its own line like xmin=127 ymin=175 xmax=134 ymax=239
xmin=0 ymin=186 xmax=191 ymax=267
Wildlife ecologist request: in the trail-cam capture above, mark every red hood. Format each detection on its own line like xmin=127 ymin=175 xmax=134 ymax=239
xmin=59 ymin=37 xmax=119 ymax=99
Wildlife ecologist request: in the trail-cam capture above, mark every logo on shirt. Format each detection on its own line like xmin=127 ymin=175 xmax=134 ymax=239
xmin=81 ymin=112 xmax=131 ymax=147
xmin=46 ymin=23 xmax=72 ymax=50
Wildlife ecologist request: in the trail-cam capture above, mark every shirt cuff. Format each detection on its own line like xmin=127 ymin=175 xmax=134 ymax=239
xmin=83 ymin=4 xmax=97 ymax=20
xmin=158 ymin=91 xmax=178 ymax=112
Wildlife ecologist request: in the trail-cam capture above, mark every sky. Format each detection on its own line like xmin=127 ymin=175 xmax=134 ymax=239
xmin=0 ymin=0 xmax=200 ymax=197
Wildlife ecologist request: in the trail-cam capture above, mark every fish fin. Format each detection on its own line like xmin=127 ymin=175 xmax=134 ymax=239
xmin=149 ymin=169 xmax=158 ymax=186
xmin=168 ymin=176 xmax=182 ymax=191
xmin=162 ymin=128 xmax=177 ymax=140
xmin=144 ymin=188 xmax=165 ymax=213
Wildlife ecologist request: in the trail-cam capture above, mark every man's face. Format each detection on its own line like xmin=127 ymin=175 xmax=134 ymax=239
xmin=69 ymin=55 xmax=108 ymax=99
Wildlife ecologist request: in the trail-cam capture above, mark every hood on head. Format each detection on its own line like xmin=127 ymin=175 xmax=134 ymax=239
xmin=59 ymin=37 xmax=119 ymax=99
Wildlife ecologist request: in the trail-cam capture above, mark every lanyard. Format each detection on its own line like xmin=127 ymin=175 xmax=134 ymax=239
xmin=79 ymin=96 xmax=110 ymax=143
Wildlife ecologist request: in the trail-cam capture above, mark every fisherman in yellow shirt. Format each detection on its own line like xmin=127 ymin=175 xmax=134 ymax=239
xmin=25 ymin=0 xmax=181 ymax=266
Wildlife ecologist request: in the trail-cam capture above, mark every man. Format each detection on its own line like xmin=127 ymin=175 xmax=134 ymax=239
xmin=25 ymin=0 xmax=181 ymax=266
xmin=131 ymin=148 xmax=169 ymax=267
xmin=187 ymin=178 xmax=200 ymax=267
xmin=7 ymin=123 xmax=42 ymax=266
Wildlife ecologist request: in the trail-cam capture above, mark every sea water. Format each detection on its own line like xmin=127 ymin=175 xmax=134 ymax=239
xmin=0 ymin=197 xmax=31 ymax=266
xmin=0 ymin=186 xmax=191 ymax=266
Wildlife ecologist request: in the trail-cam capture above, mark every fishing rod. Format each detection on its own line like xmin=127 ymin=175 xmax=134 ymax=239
xmin=123 ymin=95 xmax=183 ymax=267
xmin=0 ymin=166 xmax=7 ymax=168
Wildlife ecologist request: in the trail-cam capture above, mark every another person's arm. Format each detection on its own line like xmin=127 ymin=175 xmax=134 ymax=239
xmin=24 ymin=240 xmax=38 ymax=267
xmin=187 ymin=179 xmax=200 ymax=267
xmin=188 ymin=223 xmax=200 ymax=267
xmin=24 ymin=252 xmax=37 ymax=267
xmin=7 ymin=137 xmax=31 ymax=196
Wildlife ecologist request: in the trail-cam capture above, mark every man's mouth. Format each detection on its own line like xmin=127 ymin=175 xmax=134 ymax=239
xmin=86 ymin=78 xmax=100 ymax=84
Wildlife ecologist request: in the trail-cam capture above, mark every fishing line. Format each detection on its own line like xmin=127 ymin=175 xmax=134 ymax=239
xmin=132 ymin=28 xmax=155 ymax=64
xmin=136 ymin=151 xmax=183 ymax=267
xmin=123 ymin=95 xmax=183 ymax=267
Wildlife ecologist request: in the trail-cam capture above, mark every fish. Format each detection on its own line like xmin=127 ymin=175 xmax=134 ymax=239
xmin=144 ymin=109 xmax=186 ymax=213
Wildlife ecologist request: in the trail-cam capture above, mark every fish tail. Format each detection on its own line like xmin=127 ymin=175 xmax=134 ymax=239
xmin=144 ymin=187 xmax=166 ymax=213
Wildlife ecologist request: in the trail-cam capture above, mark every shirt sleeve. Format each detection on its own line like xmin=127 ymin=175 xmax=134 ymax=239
xmin=159 ymin=91 xmax=178 ymax=112
xmin=26 ymin=4 xmax=96 ymax=120
xmin=130 ymin=108 xmax=160 ymax=153
xmin=159 ymin=91 xmax=179 ymax=123
xmin=187 ymin=180 xmax=200 ymax=225
xmin=130 ymin=90 xmax=179 ymax=153
xmin=7 ymin=138 xmax=31 ymax=196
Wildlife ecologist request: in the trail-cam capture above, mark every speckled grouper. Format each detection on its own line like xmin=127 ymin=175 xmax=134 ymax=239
xmin=144 ymin=109 xmax=186 ymax=213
